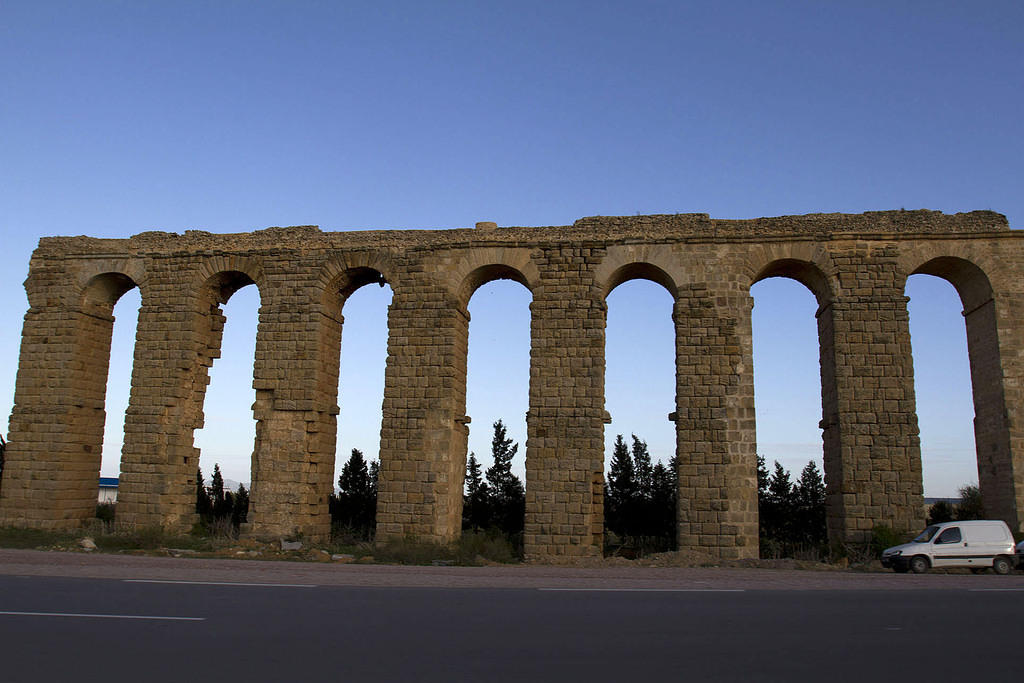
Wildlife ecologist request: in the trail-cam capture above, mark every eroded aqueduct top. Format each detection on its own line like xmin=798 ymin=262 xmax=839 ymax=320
xmin=34 ymin=209 xmax=1012 ymax=257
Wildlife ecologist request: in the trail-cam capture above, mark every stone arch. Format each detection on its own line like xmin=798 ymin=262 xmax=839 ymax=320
xmin=193 ymin=255 xmax=265 ymax=307
xmin=901 ymin=251 xmax=1016 ymax=527
xmin=318 ymin=252 xmax=398 ymax=321
xmin=595 ymin=244 xmax=681 ymax=299
xmin=79 ymin=272 xmax=139 ymax=315
xmin=907 ymin=254 xmax=993 ymax=312
xmin=450 ymin=247 xmax=539 ymax=307
xmin=745 ymin=243 xmax=837 ymax=306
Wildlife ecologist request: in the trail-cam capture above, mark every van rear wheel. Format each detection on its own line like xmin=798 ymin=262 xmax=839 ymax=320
xmin=909 ymin=556 xmax=929 ymax=574
xmin=992 ymin=556 xmax=1011 ymax=575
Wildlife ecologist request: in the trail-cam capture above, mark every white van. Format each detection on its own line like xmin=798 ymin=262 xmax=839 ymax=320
xmin=881 ymin=520 xmax=1016 ymax=574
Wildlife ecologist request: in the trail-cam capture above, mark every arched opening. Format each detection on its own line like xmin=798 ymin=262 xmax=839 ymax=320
xmin=750 ymin=274 xmax=827 ymax=558
xmin=332 ymin=268 xmax=392 ymax=543
xmin=192 ymin=274 xmax=260 ymax=535
xmin=907 ymin=257 xmax=1010 ymax=524
xmin=98 ymin=285 xmax=141 ymax=522
xmin=749 ymin=259 xmax=834 ymax=556
xmin=462 ymin=273 xmax=532 ymax=555
xmin=74 ymin=272 xmax=140 ymax=527
xmin=603 ymin=268 xmax=676 ymax=556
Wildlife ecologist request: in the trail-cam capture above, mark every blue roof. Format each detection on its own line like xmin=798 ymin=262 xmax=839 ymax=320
xmin=98 ymin=477 xmax=119 ymax=487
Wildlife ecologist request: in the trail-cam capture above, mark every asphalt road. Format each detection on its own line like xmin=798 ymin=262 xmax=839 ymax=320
xmin=0 ymin=571 xmax=1020 ymax=683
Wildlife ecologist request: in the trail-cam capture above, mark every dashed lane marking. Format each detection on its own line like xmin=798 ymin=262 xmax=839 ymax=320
xmin=0 ymin=611 xmax=203 ymax=621
xmin=538 ymin=588 xmax=745 ymax=592
xmin=123 ymin=579 xmax=317 ymax=588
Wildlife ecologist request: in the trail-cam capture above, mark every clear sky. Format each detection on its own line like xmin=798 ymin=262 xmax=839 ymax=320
xmin=2 ymin=1 xmax=1020 ymax=497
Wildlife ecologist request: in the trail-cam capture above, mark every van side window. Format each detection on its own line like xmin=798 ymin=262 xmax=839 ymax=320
xmin=935 ymin=527 xmax=962 ymax=544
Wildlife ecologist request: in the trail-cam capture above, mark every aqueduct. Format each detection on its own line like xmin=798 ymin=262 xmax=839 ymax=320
xmin=1 ymin=210 xmax=1021 ymax=560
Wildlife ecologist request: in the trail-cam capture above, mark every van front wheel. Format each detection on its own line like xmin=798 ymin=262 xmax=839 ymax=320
xmin=909 ymin=556 xmax=929 ymax=574
xmin=992 ymin=556 xmax=1011 ymax=575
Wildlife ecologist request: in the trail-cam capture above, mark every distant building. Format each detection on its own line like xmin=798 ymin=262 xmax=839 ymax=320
xmin=98 ymin=477 xmax=118 ymax=504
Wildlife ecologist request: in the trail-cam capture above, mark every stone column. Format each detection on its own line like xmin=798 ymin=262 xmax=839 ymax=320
xmin=375 ymin=268 xmax=469 ymax=545
xmin=245 ymin=261 xmax=341 ymax=543
xmin=118 ymin=260 xmax=227 ymax=532
xmin=672 ymin=284 xmax=759 ymax=559
xmin=524 ymin=246 xmax=606 ymax=560
xmin=822 ymin=255 xmax=923 ymax=543
xmin=972 ymin=290 xmax=1024 ymax=532
xmin=0 ymin=267 xmax=132 ymax=528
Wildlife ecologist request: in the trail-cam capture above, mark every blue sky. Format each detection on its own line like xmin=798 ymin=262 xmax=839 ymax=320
xmin=2 ymin=1 xmax=1020 ymax=497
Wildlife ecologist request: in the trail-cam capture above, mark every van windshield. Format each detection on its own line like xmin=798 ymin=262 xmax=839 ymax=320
xmin=913 ymin=526 xmax=940 ymax=543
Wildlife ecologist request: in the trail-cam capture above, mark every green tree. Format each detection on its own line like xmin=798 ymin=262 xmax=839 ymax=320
xmin=210 ymin=463 xmax=233 ymax=519
xmin=485 ymin=420 xmax=525 ymax=537
xmin=331 ymin=448 xmax=377 ymax=539
xmin=756 ymin=455 xmax=769 ymax=498
xmin=339 ymin=449 xmax=371 ymax=498
xmin=794 ymin=461 xmax=827 ymax=546
xmin=756 ymin=459 xmax=828 ymax=558
xmin=768 ymin=461 xmax=793 ymax=507
xmin=756 ymin=455 xmax=770 ymax=539
xmin=231 ymin=483 xmax=249 ymax=527
xmin=369 ymin=460 xmax=380 ymax=497
xmin=631 ymin=435 xmax=653 ymax=497
xmin=606 ymin=434 xmax=636 ymax=536
xmin=649 ymin=459 xmax=677 ymax=544
xmin=463 ymin=452 xmax=491 ymax=530
xmin=759 ymin=460 xmax=797 ymax=556
xmin=195 ymin=466 xmax=212 ymax=518
xmin=927 ymin=499 xmax=955 ymax=525
xmin=605 ymin=434 xmax=677 ymax=554
xmin=954 ymin=484 xmax=985 ymax=520
xmin=795 ymin=461 xmax=825 ymax=509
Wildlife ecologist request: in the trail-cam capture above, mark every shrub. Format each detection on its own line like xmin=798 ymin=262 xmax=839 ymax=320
xmin=95 ymin=503 xmax=116 ymax=523
xmin=372 ymin=530 xmax=521 ymax=566
xmin=869 ymin=524 xmax=905 ymax=557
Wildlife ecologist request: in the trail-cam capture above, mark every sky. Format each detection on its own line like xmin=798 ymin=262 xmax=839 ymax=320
xmin=2 ymin=1 xmax=1021 ymax=498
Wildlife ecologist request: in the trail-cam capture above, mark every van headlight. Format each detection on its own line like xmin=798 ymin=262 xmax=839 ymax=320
xmin=883 ymin=549 xmax=901 ymax=557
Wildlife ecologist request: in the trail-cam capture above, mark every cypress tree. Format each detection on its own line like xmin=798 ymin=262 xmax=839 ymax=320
xmin=195 ymin=467 xmax=212 ymax=517
xmin=335 ymin=448 xmax=375 ymax=538
xmin=210 ymin=463 xmax=232 ymax=519
xmin=794 ymin=460 xmax=826 ymax=546
xmin=485 ymin=420 xmax=524 ymax=536
xmin=463 ymin=452 xmax=490 ymax=530
xmin=231 ymin=483 xmax=249 ymax=527
xmin=606 ymin=434 xmax=636 ymax=536
xmin=631 ymin=435 xmax=653 ymax=497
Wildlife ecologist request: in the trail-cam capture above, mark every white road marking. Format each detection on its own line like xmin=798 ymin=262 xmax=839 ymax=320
xmin=968 ymin=588 xmax=1024 ymax=592
xmin=123 ymin=579 xmax=317 ymax=588
xmin=538 ymin=588 xmax=745 ymax=592
xmin=0 ymin=611 xmax=203 ymax=621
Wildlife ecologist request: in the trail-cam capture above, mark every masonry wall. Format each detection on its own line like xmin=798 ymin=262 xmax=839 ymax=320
xmin=1 ymin=210 xmax=1020 ymax=559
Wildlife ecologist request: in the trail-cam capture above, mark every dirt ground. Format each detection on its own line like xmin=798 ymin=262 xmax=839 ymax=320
xmin=2 ymin=547 xmax=1022 ymax=590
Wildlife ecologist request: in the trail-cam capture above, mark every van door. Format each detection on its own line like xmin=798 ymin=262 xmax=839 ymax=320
xmin=931 ymin=526 xmax=966 ymax=567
